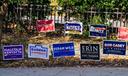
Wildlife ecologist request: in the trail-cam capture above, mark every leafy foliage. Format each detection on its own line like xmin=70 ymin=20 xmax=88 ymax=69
xmin=90 ymin=16 xmax=103 ymax=24
xmin=58 ymin=0 xmax=128 ymax=12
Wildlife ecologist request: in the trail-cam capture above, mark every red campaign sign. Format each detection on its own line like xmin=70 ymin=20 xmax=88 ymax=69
xmin=118 ymin=27 xmax=128 ymax=41
xmin=36 ymin=20 xmax=55 ymax=32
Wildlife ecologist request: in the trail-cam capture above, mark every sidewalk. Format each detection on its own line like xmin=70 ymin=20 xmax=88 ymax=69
xmin=0 ymin=67 xmax=128 ymax=76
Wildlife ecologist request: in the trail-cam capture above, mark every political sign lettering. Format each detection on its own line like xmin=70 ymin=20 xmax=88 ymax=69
xmin=36 ymin=20 xmax=55 ymax=32
xmin=103 ymin=40 xmax=126 ymax=55
xmin=53 ymin=42 xmax=75 ymax=58
xmin=89 ymin=24 xmax=107 ymax=37
xmin=3 ymin=45 xmax=24 ymax=60
xmin=64 ymin=22 xmax=83 ymax=34
xmin=28 ymin=44 xmax=49 ymax=59
xmin=80 ymin=44 xmax=100 ymax=61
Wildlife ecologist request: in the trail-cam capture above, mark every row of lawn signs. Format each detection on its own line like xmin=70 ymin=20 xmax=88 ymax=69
xmin=36 ymin=20 xmax=83 ymax=34
xmin=2 ymin=41 xmax=127 ymax=61
xmin=90 ymin=25 xmax=128 ymax=41
xmin=36 ymin=20 xmax=128 ymax=41
xmin=36 ymin=20 xmax=106 ymax=36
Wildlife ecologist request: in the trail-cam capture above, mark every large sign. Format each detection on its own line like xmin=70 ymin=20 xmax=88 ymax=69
xmin=118 ymin=27 xmax=128 ymax=41
xmin=36 ymin=20 xmax=55 ymax=32
xmin=52 ymin=42 xmax=75 ymax=58
xmin=28 ymin=44 xmax=49 ymax=59
xmin=3 ymin=45 xmax=24 ymax=60
xmin=89 ymin=24 xmax=107 ymax=37
xmin=103 ymin=40 xmax=126 ymax=55
xmin=64 ymin=22 xmax=83 ymax=34
xmin=80 ymin=44 xmax=100 ymax=61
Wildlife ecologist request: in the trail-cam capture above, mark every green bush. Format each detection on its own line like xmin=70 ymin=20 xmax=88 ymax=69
xmin=90 ymin=15 xmax=103 ymax=24
xmin=82 ymin=30 xmax=89 ymax=38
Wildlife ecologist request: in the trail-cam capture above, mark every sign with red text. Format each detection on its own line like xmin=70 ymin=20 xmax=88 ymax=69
xmin=89 ymin=24 xmax=107 ymax=37
xmin=28 ymin=44 xmax=49 ymax=59
xmin=36 ymin=20 xmax=55 ymax=32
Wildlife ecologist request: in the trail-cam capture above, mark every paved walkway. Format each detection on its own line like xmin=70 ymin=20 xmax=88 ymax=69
xmin=0 ymin=67 xmax=128 ymax=76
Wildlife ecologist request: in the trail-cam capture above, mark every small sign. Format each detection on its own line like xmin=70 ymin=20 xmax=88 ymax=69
xmin=53 ymin=42 xmax=75 ymax=58
xmin=118 ymin=27 xmax=128 ymax=41
xmin=89 ymin=24 xmax=107 ymax=37
xmin=3 ymin=45 xmax=24 ymax=60
xmin=36 ymin=20 xmax=55 ymax=32
xmin=80 ymin=44 xmax=100 ymax=61
xmin=28 ymin=44 xmax=49 ymax=59
xmin=64 ymin=22 xmax=83 ymax=34
xmin=103 ymin=40 xmax=126 ymax=55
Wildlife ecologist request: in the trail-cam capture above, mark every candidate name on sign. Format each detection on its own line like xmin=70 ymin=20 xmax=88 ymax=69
xmin=64 ymin=22 xmax=83 ymax=34
xmin=28 ymin=44 xmax=49 ymax=59
xmin=53 ymin=42 xmax=75 ymax=58
xmin=36 ymin=20 xmax=55 ymax=32
xmin=103 ymin=41 xmax=126 ymax=55
xmin=89 ymin=24 xmax=107 ymax=37
xmin=80 ymin=44 xmax=100 ymax=60
xmin=3 ymin=45 xmax=24 ymax=60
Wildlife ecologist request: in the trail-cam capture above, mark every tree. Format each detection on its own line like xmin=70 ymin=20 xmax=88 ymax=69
xmin=0 ymin=0 xmax=51 ymax=34
xmin=58 ymin=0 xmax=128 ymax=12
xmin=0 ymin=0 xmax=8 ymax=50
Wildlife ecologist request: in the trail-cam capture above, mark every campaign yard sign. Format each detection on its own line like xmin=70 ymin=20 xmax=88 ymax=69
xmin=103 ymin=40 xmax=126 ymax=55
xmin=64 ymin=22 xmax=83 ymax=34
xmin=28 ymin=44 xmax=49 ymax=59
xmin=53 ymin=42 xmax=75 ymax=58
xmin=89 ymin=24 xmax=107 ymax=37
xmin=36 ymin=20 xmax=55 ymax=32
xmin=3 ymin=45 xmax=24 ymax=60
xmin=80 ymin=44 xmax=100 ymax=61
xmin=118 ymin=27 xmax=128 ymax=41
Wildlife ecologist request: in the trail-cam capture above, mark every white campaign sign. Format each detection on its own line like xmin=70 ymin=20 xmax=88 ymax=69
xmin=28 ymin=44 xmax=49 ymax=59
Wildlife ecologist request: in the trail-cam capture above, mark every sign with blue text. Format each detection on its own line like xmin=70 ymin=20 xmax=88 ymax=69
xmin=103 ymin=40 xmax=126 ymax=55
xmin=28 ymin=44 xmax=49 ymax=59
xmin=89 ymin=24 xmax=107 ymax=37
xmin=64 ymin=22 xmax=83 ymax=34
xmin=3 ymin=45 xmax=24 ymax=60
xmin=80 ymin=44 xmax=100 ymax=61
xmin=53 ymin=42 xmax=75 ymax=58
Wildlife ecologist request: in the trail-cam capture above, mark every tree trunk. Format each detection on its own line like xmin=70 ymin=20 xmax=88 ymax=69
xmin=0 ymin=0 xmax=8 ymax=50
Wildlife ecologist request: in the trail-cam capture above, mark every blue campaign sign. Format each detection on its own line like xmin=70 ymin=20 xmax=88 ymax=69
xmin=3 ymin=45 xmax=24 ymax=60
xmin=28 ymin=44 xmax=49 ymax=59
xmin=89 ymin=24 xmax=107 ymax=37
xmin=64 ymin=22 xmax=83 ymax=34
xmin=53 ymin=42 xmax=75 ymax=58
xmin=103 ymin=40 xmax=126 ymax=55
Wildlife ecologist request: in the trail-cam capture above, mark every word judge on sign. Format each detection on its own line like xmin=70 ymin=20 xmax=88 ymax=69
xmin=80 ymin=44 xmax=100 ymax=61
